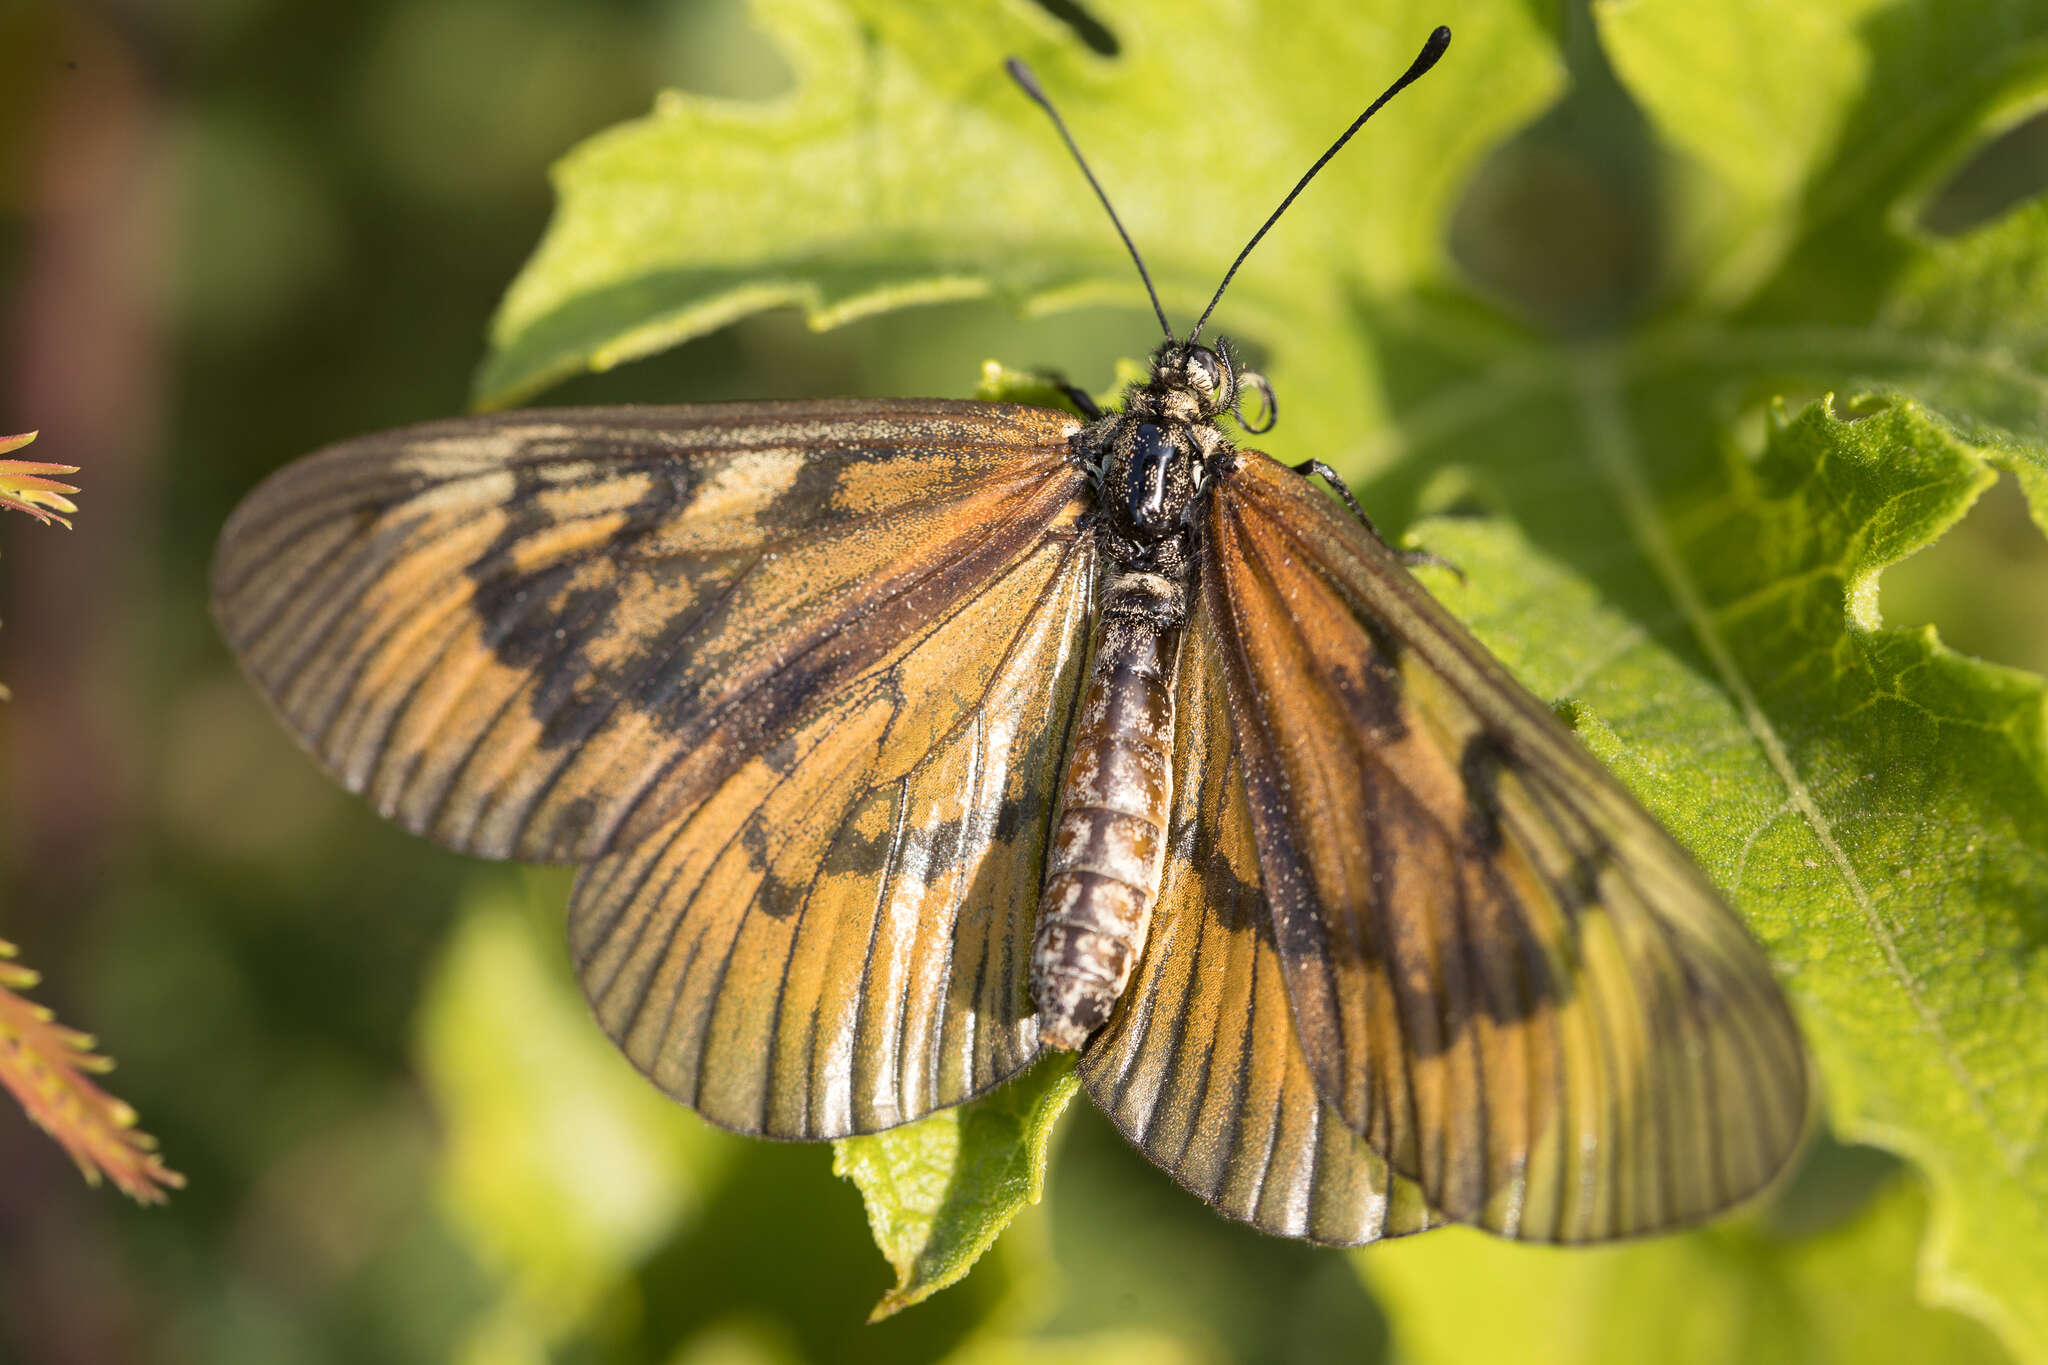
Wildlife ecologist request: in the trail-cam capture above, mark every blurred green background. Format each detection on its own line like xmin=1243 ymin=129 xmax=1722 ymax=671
xmin=0 ymin=1 xmax=2043 ymax=1362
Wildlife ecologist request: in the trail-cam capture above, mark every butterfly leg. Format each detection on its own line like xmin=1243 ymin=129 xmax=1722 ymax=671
xmin=1289 ymin=458 xmax=1464 ymax=580
xmin=1396 ymin=545 xmax=1466 ymax=581
xmin=1035 ymin=372 xmax=1104 ymax=420
xmin=1288 ymin=458 xmax=1377 ymax=533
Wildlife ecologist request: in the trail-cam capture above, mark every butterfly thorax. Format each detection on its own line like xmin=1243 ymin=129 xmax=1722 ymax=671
xmin=1083 ymin=342 xmax=1239 ymax=579
xmin=1031 ymin=343 xmax=1242 ymax=1050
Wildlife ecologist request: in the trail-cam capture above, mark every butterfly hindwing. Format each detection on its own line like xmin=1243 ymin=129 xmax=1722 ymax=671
xmin=1078 ymin=586 xmax=1437 ymax=1245
xmin=1205 ymin=450 xmax=1809 ymax=1240
xmin=570 ymin=523 xmax=1097 ymax=1137
xmin=212 ymin=400 xmax=1089 ymax=864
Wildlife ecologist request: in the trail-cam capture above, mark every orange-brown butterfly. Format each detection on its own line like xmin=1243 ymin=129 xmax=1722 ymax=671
xmin=212 ymin=27 xmax=1808 ymax=1246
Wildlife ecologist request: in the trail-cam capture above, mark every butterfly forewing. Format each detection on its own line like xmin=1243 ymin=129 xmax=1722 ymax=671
xmin=212 ymin=401 xmax=1089 ymax=863
xmin=214 ymin=399 xmax=1102 ymax=1139
xmin=1079 ymin=589 xmax=1438 ymax=1244
xmin=1206 ymin=450 xmax=1809 ymax=1240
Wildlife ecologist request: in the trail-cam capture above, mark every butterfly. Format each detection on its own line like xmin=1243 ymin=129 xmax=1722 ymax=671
xmin=212 ymin=26 xmax=1808 ymax=1246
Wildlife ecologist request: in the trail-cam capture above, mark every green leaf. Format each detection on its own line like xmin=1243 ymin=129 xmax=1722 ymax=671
xmin=833 ymin=1055 xmax=1079 ymax=1322
xmin=475 ymin=0 xmax=1564 ymax=453
xmin=1358 ymin=1161 xmax=2011 ymax=1365
xmin=481 ymin=0 xmax=2048 ymax=1348
xmin=1401 ymin=391 xmax=2046 ymax=1360
xmin=1601 ymin=0 xmax=2048 ymax=311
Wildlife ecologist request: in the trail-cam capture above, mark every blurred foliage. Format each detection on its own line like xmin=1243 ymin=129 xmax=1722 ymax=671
xmin=0 ymin=434 xmax=170 ymax=1202
xmin=0 ymin=1 xmax=2045 ymax=1364
xmin=0 ymin=934 xmax=180 ymax=1204
xmin=1360 ymin=1159 xmax=2011 ymax=1365
xmin=0 ymin=430 xmax=77 ymax=528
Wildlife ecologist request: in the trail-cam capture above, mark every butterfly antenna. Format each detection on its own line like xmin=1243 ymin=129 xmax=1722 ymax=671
xmin=1007 ymin=56 xmax=1174 ymax=340
xmin=1187 ymin=25 xmax=1451 ymax=344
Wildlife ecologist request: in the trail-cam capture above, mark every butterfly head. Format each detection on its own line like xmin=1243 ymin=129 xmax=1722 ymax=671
xmin=1143 ymin=341 xmax=1235 ymax=421
xmin=1137 ymin=339 xmax=1278 ymax=435
xmin=1012 ymin=26 xmax=1450 ymax=572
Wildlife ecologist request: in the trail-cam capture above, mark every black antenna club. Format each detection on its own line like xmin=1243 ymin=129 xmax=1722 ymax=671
xmin=1189 ymin=25 xmax=1451 ymax=343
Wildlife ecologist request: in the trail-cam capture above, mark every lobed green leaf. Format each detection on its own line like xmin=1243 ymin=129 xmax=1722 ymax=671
xmin=480 ymin=0 xmax=2048 ymax=1349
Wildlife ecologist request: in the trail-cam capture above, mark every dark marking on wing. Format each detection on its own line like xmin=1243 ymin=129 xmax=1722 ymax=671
xmin=212 ymin=400 xmax=1091 ymax=864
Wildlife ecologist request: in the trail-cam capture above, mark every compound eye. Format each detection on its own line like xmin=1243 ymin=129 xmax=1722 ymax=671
xmin=1185 ymin=347 xmax=1224 ymax=395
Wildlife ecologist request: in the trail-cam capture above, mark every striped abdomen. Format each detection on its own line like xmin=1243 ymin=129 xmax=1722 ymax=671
xmin=1031 ymin=570 xmax=1187 ymax=1049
